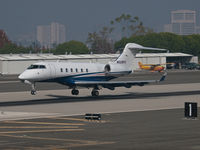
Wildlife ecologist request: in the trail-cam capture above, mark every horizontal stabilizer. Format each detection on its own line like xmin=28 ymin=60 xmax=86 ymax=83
xmin=126 ymin=43 xmax=167 ymax=51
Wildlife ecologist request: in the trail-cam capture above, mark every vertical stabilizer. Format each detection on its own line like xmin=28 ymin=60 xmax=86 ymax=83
xmin=115 ymin=43 xmax=166 ymax=70
xmin=114 ymin=43 xmax=136 ymax=70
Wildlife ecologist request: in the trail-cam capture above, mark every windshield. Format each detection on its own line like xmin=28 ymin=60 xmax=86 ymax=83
xmin=27 ymin=65 xmax=46 ymax=69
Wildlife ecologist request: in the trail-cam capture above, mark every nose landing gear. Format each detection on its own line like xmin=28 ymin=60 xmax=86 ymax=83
xmin=31 ymin=83 xmax=36 ymax=95
xmin=31 ymin=90 xmax=36 ymax=95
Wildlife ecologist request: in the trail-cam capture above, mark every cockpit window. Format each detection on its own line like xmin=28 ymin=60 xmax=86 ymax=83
xmin=39 ymin=65 xmax=46 ymax=69
xmin=27 ymin=65 xmax=46 ymax=69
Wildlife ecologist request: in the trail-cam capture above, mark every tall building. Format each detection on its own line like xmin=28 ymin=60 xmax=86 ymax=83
xmin=50 ymin=22 xmax=66 ymax=47
xmin=37 ymin=25 xmax=51 ymax=48
xmin=164 ymin=10 xmax=197 ymax=35
xmin=171 ymin=10 xmax=196 ymax=35
xmin=37 ymin=22 xmax=66 ymax=48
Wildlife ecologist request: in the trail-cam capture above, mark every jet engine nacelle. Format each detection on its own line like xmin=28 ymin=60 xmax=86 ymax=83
xmin=104 ymin=63 xmax=131 ymax=77
xmin=104 ymin=63 xmax=123 ymax=73
xmin=104 ymin=64 xmax=111 ymax=73
xmin=104 ymin=64 xmax=120 ymax=77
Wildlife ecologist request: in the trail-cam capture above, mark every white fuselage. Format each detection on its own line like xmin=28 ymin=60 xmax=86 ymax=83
xmin=18 ymin=61 xmax=131 ymax=85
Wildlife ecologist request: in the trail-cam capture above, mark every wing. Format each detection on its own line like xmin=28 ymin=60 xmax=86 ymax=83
xmin=74 ymin=72 xmax=167 ymax=88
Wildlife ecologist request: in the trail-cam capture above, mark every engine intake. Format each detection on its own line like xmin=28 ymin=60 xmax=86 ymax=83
xmin=104 ymin=64 xmax=111 ymax=72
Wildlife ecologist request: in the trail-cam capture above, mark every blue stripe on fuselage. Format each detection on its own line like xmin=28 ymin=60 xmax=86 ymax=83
xmin=40 ymin=71 xmax=132 ymax=86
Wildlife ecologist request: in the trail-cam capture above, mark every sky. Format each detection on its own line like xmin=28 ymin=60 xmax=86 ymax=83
xmin=1 ymin=0 xmax=200 ymax=43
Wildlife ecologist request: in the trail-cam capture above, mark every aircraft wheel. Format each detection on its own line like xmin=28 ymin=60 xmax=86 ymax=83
xmin=72 ymin=89 xmax=79 ymax=95
xmin=91 ymin=90 xmax=99 ymax=96
xmin=31 ymin=90 xmax=36 ymax=95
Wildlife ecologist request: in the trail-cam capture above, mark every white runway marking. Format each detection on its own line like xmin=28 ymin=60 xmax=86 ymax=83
xmin=0 ymin=111 xmax=60 ymax=121
xmin=0 ymin=81 xmax=20 ymax=84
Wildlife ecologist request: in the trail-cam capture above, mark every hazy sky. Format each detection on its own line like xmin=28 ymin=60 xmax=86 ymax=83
xmin=1 ymin=0 xmax=200 ymax=42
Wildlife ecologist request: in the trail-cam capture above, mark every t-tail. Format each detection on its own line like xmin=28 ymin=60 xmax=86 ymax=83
xmin=114 ymin=43 xmax=166 ymax=71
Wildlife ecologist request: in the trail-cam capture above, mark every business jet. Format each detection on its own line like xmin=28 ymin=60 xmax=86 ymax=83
xmin=18 ymin=43 xmax=167 ymax=96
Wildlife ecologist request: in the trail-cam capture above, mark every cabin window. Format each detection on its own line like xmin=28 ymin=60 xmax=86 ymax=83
xmin=71 ymin=68 xmax=73 ymax=72
xmin=61 ymin=68 xmax=63 ymax=72
xmin=66 ymin=68 xmax=68 ymax=72
xmin=86 ymin=68 xmax=88 ymax=72
xmin=76 ymin=68 xmax=78 ymax=72
xmin=81 ymin=68 xmax=83 ymax=72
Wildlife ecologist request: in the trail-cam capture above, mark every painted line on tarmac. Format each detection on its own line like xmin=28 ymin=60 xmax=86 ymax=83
xmin=0 ymin=133 xmax=115 ymax=148
xmin=0 ymin=126 xmax=79 ymax=129
xmin=48 ymin=117 xmax=91 ymax=122
xmin=0 ymin=81 xmax=20 ymax=84
xmin=4 ymin=120 xmax=85 ymax=126
xmin=51 ymin=117 xmax=108 ymax=123
xmin=0 ymin=128 xmax=84 ymax=134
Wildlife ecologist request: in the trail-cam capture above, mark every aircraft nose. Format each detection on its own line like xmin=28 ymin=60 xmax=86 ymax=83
xmin=18 ymin=73 xmax=26 ymax=82
xmin=18 ymin=71 xmax=39 ymax=82
xmin=18 ymin=74 xmax=24 ymax=80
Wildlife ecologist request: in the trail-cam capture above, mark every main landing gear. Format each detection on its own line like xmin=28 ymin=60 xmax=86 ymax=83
xmin=71 ymin=88 xmax=100 ymax=96
xmin=91 ymin=90 xmax=99 ymax=96
xmin=91 ymin=86 xmax=100 ymax=96
xmin=71 ymin=89 xmax=79 ymax=95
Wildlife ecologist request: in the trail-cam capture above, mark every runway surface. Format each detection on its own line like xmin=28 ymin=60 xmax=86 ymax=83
xmin=0 ymin=70 xmax=199 ymax=149
xmin=0 ymin=109 xmax=199 ymax=150
xmin=0 ymin=70 xmax=199 ymax=121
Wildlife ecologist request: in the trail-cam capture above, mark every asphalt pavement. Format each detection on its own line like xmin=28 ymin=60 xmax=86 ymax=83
xmin=0 ymin=70 xmax=199 ymax=149
xmin=0 ymin=109 xmax=199 ymax=150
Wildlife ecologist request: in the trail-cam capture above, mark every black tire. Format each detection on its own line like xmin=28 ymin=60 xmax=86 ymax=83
xmin=92 ymin=90 xmax=99 ymax=96
xmin=31 ymin=91 xmax=36 ymax=95
xmin=74 ymin=90 xmax=79 ymax=95
xmin=72 ymin=89 xmax=79 ymax=95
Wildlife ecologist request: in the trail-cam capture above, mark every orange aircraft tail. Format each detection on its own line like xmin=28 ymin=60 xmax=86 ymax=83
xmin=138 ymin=62 xmax=143 ymax=68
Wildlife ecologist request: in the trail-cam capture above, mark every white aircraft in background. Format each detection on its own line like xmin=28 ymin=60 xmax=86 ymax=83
xmin=18 ymin=43 xmax=167 ymax=96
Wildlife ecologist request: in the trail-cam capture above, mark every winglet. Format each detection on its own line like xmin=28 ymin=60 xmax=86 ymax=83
xmin=159 ymin=72 xmax=167 ymax=82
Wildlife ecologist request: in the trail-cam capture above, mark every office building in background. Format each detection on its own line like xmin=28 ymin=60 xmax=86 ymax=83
xmin=37 ymin=25 xmax=51 ymax=48
xmin=37 ymin=22 xmax=66 ymax=48
xmin=164 ymin=10 xmax=198 ymax=35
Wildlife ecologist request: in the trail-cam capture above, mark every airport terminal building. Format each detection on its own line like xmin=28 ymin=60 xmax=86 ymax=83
xmin=0 ymin=52 xmax=196 ymax=75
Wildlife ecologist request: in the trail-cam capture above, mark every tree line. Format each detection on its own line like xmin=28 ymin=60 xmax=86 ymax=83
xmin=0 ymin=14 xmax=200 ymax=57
xmin=115 ymin=32 xmax=200 ymax=57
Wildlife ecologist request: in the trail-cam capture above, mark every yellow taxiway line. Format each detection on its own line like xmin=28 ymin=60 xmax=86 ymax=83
xmin=4 ymin=120 xmax=85 ymax=126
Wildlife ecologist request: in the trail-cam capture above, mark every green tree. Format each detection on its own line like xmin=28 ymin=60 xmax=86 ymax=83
xmin=0 ymin=30 xmax=11 ymax=48
xmin=114 ymin=32 xmax=200 ymax=57
xmin=54 ymin=40 xmax=89 ymax=55
xmin=87 ymin=13 xmax=152 ymax=54
xmin=110 ymin=14 xmax=153 ymax=37
xmin=87 ymin=27 xmax=114 ymax=54
xmin=0 ymin=43 xmax=30 ymax=54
